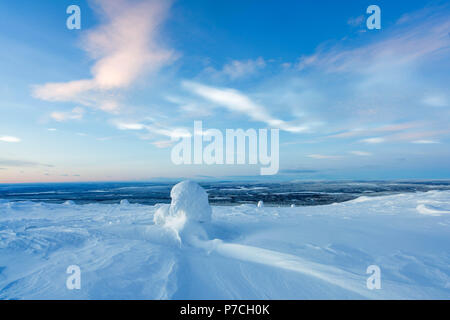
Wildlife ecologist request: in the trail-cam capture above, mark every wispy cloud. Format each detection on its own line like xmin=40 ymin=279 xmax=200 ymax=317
xmin=33 ymin=0 xmax=175 ymax=113
xmin=422 ymin=95 xmax=448 ymax=107
xmin=222 ymin=57 xmax=266 ymax=79
xmin=387 ymin=129 xmax=449 ymax=142
xmin=347 ymin=15 xmax=365 ymax=27
xmin=297 ymin=8 xmax=450 ymax=73
xmin=50 ymin=107 xmax=84 ymax=122
xmin=113 ymin=119 xmax=190 ymax=144
xmin=328 ymin=122 xmax=422 ymax=139
xmin=115 ymin=122 xmax=147 ymax=130
xmin=0 ymin=136 xmax=21 ymax=143
xmin=0 ymin=159 xmax=53 ymax=167
xmin=412 ymin=139 xmax=440 ymax=144
xmin=360 ymin=137 xmax=385 ymax=144
xmin=183 ymin=81 xmax=309 ymax=133
xmin=350 ymin=151 xmax=372 ymax=156
xmin=152 ymin=140 xmax=174 ymax=148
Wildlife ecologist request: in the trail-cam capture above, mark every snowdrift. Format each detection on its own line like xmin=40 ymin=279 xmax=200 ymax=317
xmin=0 ymin=182 xmax=449 ymax=299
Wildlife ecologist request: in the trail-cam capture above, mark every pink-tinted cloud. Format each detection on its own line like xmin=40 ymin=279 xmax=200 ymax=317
xmin=33 ymin=0 xmax=175 ymax=113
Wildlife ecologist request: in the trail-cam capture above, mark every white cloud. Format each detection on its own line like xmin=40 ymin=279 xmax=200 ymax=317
xmin=222 ymin=57 xmax=266 ymax=79
xmin=328 ymin=122 xmax=421 ymax=139
xmin=282 ymin=7 xmax=450 ymax=147
xmin=50 ymin=107 xmax=84 ymax=122
xmin=183 ymin=81 xmax=309 ymax=133
xmin=33 ymin=0 xmax=175 ymax=113
xmin=412 ymin=139 xmax=440 ymax=144
xmin=0 ymin=136 xmax=21 ymax=143
xmin=387 ymin=130 xmax=448 ymax=142
xmin=116 ymin=122 xmax=146 ymax=130
xmin=350 ymin=151 xmax=372 ymax=156
xmin=114 ymin=120 xmax=190 ymax=144
xmin=360 ymin=137 xmax=385 ymax=144
xmin=152 ymin=140 xmax=174 ymax=148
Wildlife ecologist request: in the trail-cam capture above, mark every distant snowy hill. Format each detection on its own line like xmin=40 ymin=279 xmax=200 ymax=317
xmin=0 ymin=186 xmax=449 ymax=299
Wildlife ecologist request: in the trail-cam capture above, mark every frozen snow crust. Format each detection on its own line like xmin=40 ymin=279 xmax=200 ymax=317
xmin=0 ymin=184 xmax=449 ymax=299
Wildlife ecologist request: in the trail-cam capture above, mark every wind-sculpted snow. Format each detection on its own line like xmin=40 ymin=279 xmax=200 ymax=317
xmin=0 ymin=186 xmax=449 ymax=299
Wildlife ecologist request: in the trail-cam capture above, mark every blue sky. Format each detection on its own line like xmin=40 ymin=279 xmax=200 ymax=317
xmin=0 ymin=0 xmax=449 ymax=183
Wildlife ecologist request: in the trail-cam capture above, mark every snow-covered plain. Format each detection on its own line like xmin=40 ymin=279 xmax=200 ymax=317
xmin=0 ymin=182 xmax=449 ymax=300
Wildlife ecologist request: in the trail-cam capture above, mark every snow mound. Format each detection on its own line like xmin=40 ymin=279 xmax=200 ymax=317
xmin=120 ymin=199 xmax=130 ymax=205
xmin=154 ymin=180 xmax=212 ymax=227
xmin=170 ymin=180 xmax=211 ymax=223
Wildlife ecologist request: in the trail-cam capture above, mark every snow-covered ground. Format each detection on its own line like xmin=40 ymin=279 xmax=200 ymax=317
xmin=0 ymin=182 xmax=449 ymax=299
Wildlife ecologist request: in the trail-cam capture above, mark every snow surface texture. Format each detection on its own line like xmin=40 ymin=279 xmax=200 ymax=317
xmin=0 ymin=181 xmax=449 ymax=299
